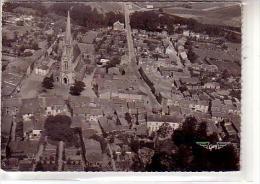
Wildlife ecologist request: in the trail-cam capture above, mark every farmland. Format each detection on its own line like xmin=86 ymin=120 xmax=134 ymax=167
xmin=163 ymin=4 xmax=241 ymax=27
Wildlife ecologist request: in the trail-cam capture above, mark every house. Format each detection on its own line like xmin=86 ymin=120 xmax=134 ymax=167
xmin=35 ymin=65 xmax=49 ymax=76
xmin=180 ymin=77 xmax=200 ymax=85
xmin=146 ymin=5 xmax=154 ymax=9
xmin=201 ymin=64 xmax=218 ymax=73
xmin=189 ymin=100 xmax=209 ymax=113
xmin=80 ymin=31 xmax=98 ymax=44
xmin=18 ymin=159 xmax=33 ymax=171
xmin=183 ymin=30 xmax=190 ymax=37
xmin=211 ymin=99 xmax=229 ymax=121
xmin=68 ymin=96 xmax=90 ymax=108
xmin=108 ymin=67 xmax=121 ymax=75
xmin=221 ymin=120 xmax=239 ymax=141
xmin=20 ymin=98 xmax=44 ymax=122
xmin=1 ymin=97 xmax=22 ymax=116
xmin=179 ymin=51 xmax=187 ymax=61
xmin=64 ymin=146 xmax=84 ymax=171
xmin=135 ymin=124 xmax=148 ymax=137
xmin=88 ymin=108 xmax=103 ymax=122
xmin=113 ymin=21 xmax=124 ymax=31
xmin=203 ymin=82 xmax=220 ymax=90
xmin=98 ymin=116 xmax=126 ymax=134
xmin=41 ymin=143 xmax=58 ymax=161
xmin=9 ymin=140 xmax=39 ymax=159
xmin=146 ymin=114 xmax=183 ymax=135
xmin=72 ymin=106 xmax=89 ymax=119
xmin=42 ymin=96 xmax=69 ymax=116
xmin=111 ymin=90 xmax=146 ymax=102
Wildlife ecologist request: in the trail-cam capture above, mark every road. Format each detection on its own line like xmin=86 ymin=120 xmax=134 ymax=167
xmin=81 ymin=68 xmax=97 ymax=98
xmin=58 ymin=141 xmax=64 ymax=171
xmin=10 ymin=117 xmax=16 ymax=142
xmin=124 ymin=3 xmax=161 ymax=111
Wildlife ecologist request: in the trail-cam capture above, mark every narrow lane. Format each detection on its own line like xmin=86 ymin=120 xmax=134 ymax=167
xmin=57 ymin=141 xmax=64 ymax=171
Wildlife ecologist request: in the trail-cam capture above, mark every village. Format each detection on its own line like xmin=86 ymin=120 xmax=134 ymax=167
xmin=1 ymin=2 xmax=241 ymax=171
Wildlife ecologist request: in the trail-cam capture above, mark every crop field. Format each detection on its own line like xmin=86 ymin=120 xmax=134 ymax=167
xmin=163 ymin=4 xmax=241 ymax=27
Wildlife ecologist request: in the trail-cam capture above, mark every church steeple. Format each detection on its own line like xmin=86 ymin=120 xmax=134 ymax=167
xmin=65 ymin=10 xmax=72 ymax=45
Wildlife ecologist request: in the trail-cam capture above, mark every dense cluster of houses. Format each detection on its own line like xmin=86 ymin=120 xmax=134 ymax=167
xmin=133 ymin=28 xmax=241 ymax=145
xmin=1 ymin=7 xmax=241 ymax=171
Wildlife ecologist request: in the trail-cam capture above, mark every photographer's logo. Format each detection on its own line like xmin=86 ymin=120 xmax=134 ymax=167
xmin=196 ymin=141 xmax=231 ymax=151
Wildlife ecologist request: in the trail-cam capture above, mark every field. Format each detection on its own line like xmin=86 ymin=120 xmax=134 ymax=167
xmin=162 ymin=3 xmax=241 ymax=27
xmin=193 ymin=42 xmax=241 ymax=76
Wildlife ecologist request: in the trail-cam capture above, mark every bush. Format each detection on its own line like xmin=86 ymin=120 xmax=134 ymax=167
xmin=42 ymin=76 xmax=54 ymax=89
xmin=70 ymin=80 xmax=86 ymax=96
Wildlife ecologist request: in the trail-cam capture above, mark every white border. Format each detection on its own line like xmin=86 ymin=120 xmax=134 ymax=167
xmin=0 ymin=0 xmax=260 ymax=183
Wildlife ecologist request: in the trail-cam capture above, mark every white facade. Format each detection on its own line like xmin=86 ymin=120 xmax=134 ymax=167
xmin=113 ymin=21 xmax=125 ymax=31
xmin=45 ymin=106 xmax=68 ymax=116
xmin=35 ymin=67 xmax=49 ymax=76
xmin=147 ymin=121 xmax=180 ymax=135
xmin=189 ymin=103 xmax=209 ymax=113
xmin=22 ymin=113 xmax=33 ymax=122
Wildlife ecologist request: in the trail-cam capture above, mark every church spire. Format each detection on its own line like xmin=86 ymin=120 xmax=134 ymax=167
xmin=65 ymin=10 xmax=72 ymax=45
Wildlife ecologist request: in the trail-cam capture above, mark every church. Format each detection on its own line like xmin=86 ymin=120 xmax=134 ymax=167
xmin=52 ymin=11 xmax=85 ymax=86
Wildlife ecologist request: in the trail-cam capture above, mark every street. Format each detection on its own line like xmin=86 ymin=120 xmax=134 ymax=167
xmin=124 ymin=3 xmax=161 ymax=111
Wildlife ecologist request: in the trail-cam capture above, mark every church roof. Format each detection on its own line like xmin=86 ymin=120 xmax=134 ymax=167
xmin=77 ymin=43 xmax=95 ymax=54
xmin=81 ymin=31 xmax=98 ymax=44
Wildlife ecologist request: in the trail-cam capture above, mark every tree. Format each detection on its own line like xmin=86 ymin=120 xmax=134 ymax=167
xmin=35 ymin=162 xmax=44 ymax=171
xmin=184 ymin=39 xmax=192 ymax=50
xmin=70 ymin=80 xmax=86 ymax=96
xmin=221 ymin=69 xmax=231 ymax=79
xmin=187 ymin=48 xmax=199 ymax=63
xmin=196 ymin=121 xmax=208 ymax=141
xmin=44 ymin=115 xmax=76 ymax=144
xmin=157 ymin=123 xmax=171 ymax=138
xmin=146 ymin=151 xmax=175 ymax=171
xmin=172 ymin=129 xmax=185 ymax=146
xmin=42 ymin=76 xmax=54 ymax=89
xmin=125 ymin=112 xmax=132 ymax=124
xmin=171 ymin=117 xmax=239 ymax=171
xmin=174 ymin=144 xmax=193 ymax=171
xmin=32 ymin=42 xmax=39 ymax=50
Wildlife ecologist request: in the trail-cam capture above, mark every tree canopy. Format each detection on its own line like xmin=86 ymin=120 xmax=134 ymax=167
xmin=49 ymin=3 xmax=124 ymax=29
xmin=70 ymin=80 xmax=86 ymax=96
xmin=146 ymin=116 xmax=239 ymax=171
xmin=44 ymin=115 xmax=76 ymax=144
xmin=42 ymin=76 xmax=54 ymax=89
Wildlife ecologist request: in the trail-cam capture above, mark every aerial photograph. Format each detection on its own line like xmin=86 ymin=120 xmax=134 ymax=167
xmin=1 ymin=1 xmax=241 ymax=171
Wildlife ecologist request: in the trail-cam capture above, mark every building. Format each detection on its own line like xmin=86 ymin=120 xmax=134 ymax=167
xmin=52 ymin=11 xmax=82 ymax=85
xmin=113 ymin=21 xmax=124 ymax=31
xmin=35 ymin=65 xmax=49 ymax=76
xmin=203 ymin=82 xmax=221 ymax=90
xmin=20 ymin=98 xmax=44 ymax=122
xmin=42 ymin=96 xmax=69 ymax=116
xmin=59 ymin=11 xmax=75 ymax=85
xmin=146 ymin=114 xmax=183 ymax=135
